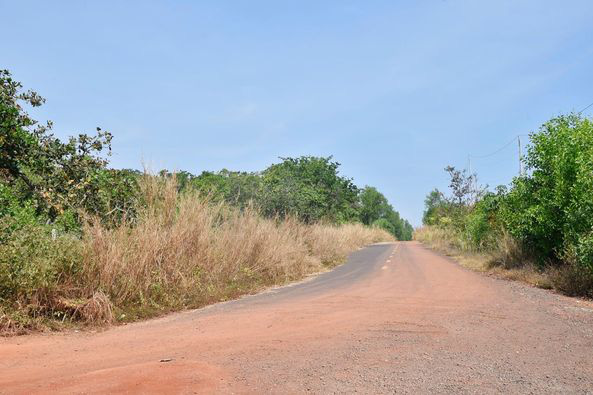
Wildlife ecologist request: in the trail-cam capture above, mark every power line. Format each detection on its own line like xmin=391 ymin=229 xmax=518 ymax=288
xmin=469 ymin=136 xmax=518 ymax=159
xmin=470 ymin=99 xmax=591 ymax=160
xmin=467 ymin=99 xmax=591 ymax=184
xmin=579 ymin=101 xmax=593 ymax=114
xmin=464 ymin=100 xmax=591 ymax=191
xmin=467 ymin=135 xmax=527 ymax=185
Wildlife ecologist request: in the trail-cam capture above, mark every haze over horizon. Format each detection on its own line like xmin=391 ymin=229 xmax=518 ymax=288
xmin=3 ymin=0 xmax=593 ymax=225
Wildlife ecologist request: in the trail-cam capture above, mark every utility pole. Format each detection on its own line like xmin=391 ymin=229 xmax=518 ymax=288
xmin=468 ymin=155 xmax=473 ymax=202
xmin=518 ymin=136 xmax=524 ymax=176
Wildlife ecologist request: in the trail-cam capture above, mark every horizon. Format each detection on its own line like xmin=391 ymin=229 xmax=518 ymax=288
xmin=3 ymin=0 xmax=593 ymax=225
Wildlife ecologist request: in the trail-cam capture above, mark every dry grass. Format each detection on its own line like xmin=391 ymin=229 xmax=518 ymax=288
xmin=306 ymin=222 xmax=390 ymax=266
xmin=414 ymin=226 xmax=553 ymax=290
xmin=413 ymin=226 xmax=462 ymax=257
xmin=1 ymin=175 xmax=392 ymax=334
xmin=548 ymin=261 xmax=593 ymax=298
xmin=77 ymin=175 xmax=392 ymax=322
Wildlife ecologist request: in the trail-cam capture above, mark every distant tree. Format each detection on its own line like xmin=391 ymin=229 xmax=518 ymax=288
xmin=190 ymin=169 xmax=262 ymax=208
xmin=359 ymin=186 xmax=411 ymax=240
xmin=174 ymin=170 xmax=194 ymax=192
xmin=359 ymin=186 xmax=390 ymax=225
xmin=190 ymin=170 xmax=228 ymax=200
xmin=401 ymin=220 xmax=414 ymax=241
xmin=260 ymin=156 xmax=359 ymax=223
xmin=444 ymin=165 xmax=477 ymax=205
xmin=422 ymin=188 xmax=447 ymax=225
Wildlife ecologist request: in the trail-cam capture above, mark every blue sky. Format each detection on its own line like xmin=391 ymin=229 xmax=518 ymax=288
xmin=2 ymin=1 xmax=593 ymax=225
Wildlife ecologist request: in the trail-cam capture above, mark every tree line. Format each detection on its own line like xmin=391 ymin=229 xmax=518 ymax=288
xmin=162 ymin=157 xmax=413 ymax=240
xmin=0 ymin=69 xmax=412 ymax=242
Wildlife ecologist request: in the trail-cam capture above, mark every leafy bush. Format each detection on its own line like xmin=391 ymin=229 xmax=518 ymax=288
xmin=464 ymin=189 xmax=505 ymax=250
xmin=501 ymin=114 xmax=593 ymax=267
xmin=0 ymin=184 xmax=40 ymax=240
xmin=0 ymin=224 xmax=83 ymax=315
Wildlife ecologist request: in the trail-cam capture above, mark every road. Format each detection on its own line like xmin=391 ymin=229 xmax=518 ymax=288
xmin=2 ymin=241 xmax=593 ymax=394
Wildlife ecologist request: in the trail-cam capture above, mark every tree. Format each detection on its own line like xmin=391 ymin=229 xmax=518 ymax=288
xmin=444 ymin=165 xmax=476 ymax=205
xmin=1 ymin=69 xmax=46 ymax=189
xmin=260 ymin=156 xmax=359 ymax=223
xmin=401 ymin=219 xmax=414 ymax=241
xmin=501 ymin=114 xmax=593 ymax=267
xmin=359 ymin=186 xmax=390 ymax=225
xmin=359 ymin=186 xmax=411 ymax=240
xmin=190 ymin=169 xmax=262 ymax=208
xmin=422 ymin=188 xmax=446 ymax=225
xmin=0 ymin=69 xmax=130 ymax=225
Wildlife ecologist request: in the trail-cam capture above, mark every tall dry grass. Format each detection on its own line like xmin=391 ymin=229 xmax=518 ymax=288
xmin=1 ymin=175 xmax=392 ymax=334
xmin=414 ymin=226 xmax=552 ymax=289
xmin=77 ymin=175 xmax=392 ymax=322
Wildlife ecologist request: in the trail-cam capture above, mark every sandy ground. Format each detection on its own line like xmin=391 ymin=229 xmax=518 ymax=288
xmin=1 ymin=241 xmax=593 ymax=394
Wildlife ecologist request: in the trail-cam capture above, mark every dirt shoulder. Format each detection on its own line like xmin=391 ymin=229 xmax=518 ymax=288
xmin=2 ymin=242 xmax=593 ymax=393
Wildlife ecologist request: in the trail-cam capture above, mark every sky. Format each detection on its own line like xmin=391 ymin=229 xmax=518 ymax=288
xmin=2 ymin=1 xmax=593 ymax=225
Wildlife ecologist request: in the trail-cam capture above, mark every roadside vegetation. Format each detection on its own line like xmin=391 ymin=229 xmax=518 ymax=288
xmin=416 ymin=114 xmax=593 ymax=297
xmin=0 ymin=70 xmax=407 ymax=334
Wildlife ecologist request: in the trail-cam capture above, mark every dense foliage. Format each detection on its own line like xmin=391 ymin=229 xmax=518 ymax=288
xmin=359 ymin=186 xmax=413 ymax=240
xmin=502 ymin=115 xmax=593 ymax=268
xmin=422 ymin=114 xmax=593 ymax=296
xmin=0 ymin=69 xmax=139 ymax=234
xmin=164 ymin=160 xmax=412 ymax=238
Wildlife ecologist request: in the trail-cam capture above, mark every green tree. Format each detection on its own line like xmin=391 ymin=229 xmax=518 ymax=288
xmin=0 ymin=69 xmax=133 ymax=226
xmin=359 ymin=186 xmax=411 ymax=240
xmin=190 ymin=169 xmax=262 ymax=208
xmin=501 ymin=114 xmax=593 ymax=268
xmin=359 ymin=186 xmax=390 ymax=225
xmin=259 ymin=156 xmax=359 ymax=223
xmin=422 ymin=188 xmax=447 ymax=225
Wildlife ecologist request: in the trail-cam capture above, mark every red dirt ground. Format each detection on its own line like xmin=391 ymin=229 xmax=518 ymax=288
xmin=2 ymin=242 xmax=593 ymax=393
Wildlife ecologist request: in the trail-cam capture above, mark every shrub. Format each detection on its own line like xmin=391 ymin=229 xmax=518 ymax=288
xmin=464 ymin=190 xmax=505 ymax=251
xmin=501 ymin=114 xmax=593 ymax=266
xmin=0 ymin=224 xmax=83 ymax=316
xmin=551 ymin=245 xmax=593 ymax=297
